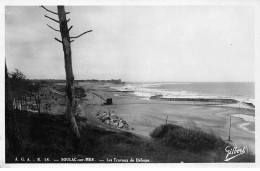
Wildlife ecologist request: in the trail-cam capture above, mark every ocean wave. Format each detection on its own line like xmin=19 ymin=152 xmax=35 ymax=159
xmin=112 ymin=84 xmax=202 ymax=99
xmin=111 ymin=83 xmax=255 ymax=105
xmin=142 ymin=82 xmax=191 ymax=88
xmin=231 ymin=114 xmax=255 ymax=122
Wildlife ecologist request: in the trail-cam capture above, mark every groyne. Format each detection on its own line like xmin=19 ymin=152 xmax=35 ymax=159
xmin=150 ymin=96 xmax=238 ymax=104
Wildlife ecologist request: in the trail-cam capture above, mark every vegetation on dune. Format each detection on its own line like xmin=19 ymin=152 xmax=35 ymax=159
xmin=150 ymin=124 xmax=255 ymax=162
xmin=6 ymin=111 xmax=255 ymax=163
xmin=150 ymin=124 xmax=228 ymax=153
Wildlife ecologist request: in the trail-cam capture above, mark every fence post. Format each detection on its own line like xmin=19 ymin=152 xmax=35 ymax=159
xmin=228 ymin=116 xmax=232 ymax=141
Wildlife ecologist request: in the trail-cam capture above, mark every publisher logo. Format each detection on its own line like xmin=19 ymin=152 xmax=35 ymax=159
xmin=224 ymin=146 xmax=246 ymax=161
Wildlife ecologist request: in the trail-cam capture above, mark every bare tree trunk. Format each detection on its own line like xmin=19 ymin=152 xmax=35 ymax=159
xmin=57 ymin=6 xmax=80 ymax=138
xmin=25 ymin=94 xmax=27 ymax=111
xmin=5 ymin=62 xmax=21 ymax=153
xmin=34 ymin=93 xmax=41 ymax=114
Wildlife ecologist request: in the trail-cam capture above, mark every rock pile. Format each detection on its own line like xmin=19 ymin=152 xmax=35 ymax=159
xmin=96 ymin=111 xmax=133 ymax=130
xmin=75 ymin=103 xmax=82 ymax=116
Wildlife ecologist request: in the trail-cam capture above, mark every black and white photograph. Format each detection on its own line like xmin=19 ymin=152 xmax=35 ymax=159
xmin=1 ymin=0 xmax=259 ymax=167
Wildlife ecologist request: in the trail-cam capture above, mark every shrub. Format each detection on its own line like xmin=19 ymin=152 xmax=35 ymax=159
xmin=150 ymin=124 xmax=229 ymax=153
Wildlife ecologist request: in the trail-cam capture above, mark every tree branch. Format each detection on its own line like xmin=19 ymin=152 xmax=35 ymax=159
xmin=71 ymin=30 xmax=92 ymax=39
xmin=40 ymin=6 xmax=58 ymax=15
xmin=68 ymin=26 xmax=73 ymax=32
xmin=67 ymin=18 xmax=70 ymax=23
xmin=45 ymin=15 xmax=59 ymax=23
xmin=54 ymin=37 xmax=62 ymax=43
xmin=66 ymin=12 xmax=70 ymax=15
xmin=70 ymin=40 xmax=74 ymax=43
xmin=47 ymin=24 xmax=60 ymax=32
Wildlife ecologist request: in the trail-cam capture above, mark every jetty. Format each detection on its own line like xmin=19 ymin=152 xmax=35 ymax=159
xmin=159 ymin=97 xmax=238 ymax=103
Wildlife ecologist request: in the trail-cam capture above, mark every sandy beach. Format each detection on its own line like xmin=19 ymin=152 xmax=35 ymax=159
xmin=77 ymin=82 xmax=255 ymax=152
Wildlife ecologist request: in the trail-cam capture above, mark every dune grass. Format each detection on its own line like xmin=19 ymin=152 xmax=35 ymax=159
xmin=150 ymin=124 xmax=228 ymax=153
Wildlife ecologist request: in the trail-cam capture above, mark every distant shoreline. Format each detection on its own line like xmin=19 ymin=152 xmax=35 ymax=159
xmin=74 ymin=81 xmax=255 ymax=151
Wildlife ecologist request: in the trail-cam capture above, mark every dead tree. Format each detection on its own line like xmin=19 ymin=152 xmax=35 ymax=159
xmin=40 ymin=5 xmax=92 ymax=139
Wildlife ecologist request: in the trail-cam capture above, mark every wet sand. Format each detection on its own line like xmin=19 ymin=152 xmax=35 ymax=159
xmin=78 ymin=82 xmax=255 ymax=152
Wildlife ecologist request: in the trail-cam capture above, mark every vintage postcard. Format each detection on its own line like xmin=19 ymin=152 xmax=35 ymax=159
xmin=1 ymin=0 xmax=259 ymax=168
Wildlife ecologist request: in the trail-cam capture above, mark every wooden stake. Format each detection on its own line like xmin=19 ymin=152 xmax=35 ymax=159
xmin=228 ymin=116 xmax=232 ymax=141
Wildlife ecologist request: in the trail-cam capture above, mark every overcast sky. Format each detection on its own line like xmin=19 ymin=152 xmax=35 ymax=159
xmin=5 ymin=6 xmax=255 ymax=82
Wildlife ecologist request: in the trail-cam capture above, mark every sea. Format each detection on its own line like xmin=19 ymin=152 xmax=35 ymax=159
xmin=112 ymin=82 xmax=255 ymax=104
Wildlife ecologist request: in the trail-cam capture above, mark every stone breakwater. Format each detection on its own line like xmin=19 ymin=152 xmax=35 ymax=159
xmin=150 ymin=96 xmax=238 ymax=103
xmin=96 ymin=110 xmax=133 ymax=130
